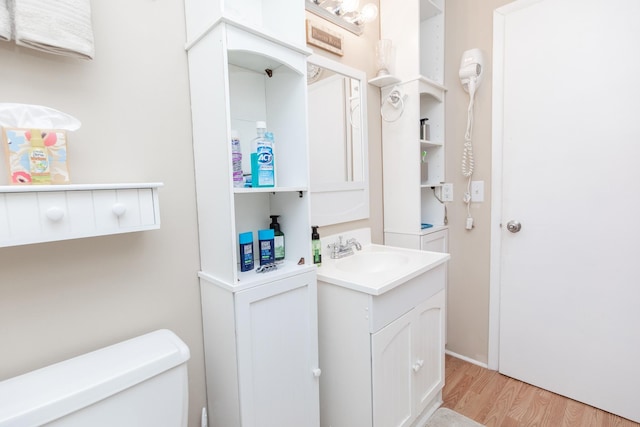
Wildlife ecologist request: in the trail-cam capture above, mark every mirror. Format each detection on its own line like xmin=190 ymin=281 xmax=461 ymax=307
xmin=307 ymin=54 xmax=369 ymax=226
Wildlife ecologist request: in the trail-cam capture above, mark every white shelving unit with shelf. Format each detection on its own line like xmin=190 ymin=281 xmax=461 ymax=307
xmin=368 ymin=74 xmax=401 ymax=88
xmin=187 ymin=20 xmax=312 ymax=284
xmin=378 ymin=0 xmax=448 ymax=251
xmin=184 ymin=3 xmax=320 ymax=426
xmin=0 ymin=183 xmax=162 ymax=247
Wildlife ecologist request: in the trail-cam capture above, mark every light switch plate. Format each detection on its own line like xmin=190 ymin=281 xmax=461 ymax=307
xmin=471 ymin=180 xmax=484 ymax=202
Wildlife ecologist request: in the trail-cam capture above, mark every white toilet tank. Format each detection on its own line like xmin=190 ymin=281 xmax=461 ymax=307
xmin=0 ymin=329 xmax=190 ymax=427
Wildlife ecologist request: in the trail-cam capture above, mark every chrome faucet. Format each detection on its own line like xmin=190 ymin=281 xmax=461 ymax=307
xmin=328 ymin=236 xmax=362 ymax=259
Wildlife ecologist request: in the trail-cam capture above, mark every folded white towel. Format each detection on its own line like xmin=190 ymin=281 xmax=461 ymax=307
xmin=0 ymin=0 xmax=11 ymax=41
xmin=14 ymin=0 xmax=94 ymax=60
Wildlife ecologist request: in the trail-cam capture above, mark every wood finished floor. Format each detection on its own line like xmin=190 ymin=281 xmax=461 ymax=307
xmin=442 ymin=354 xmax=640 ymax=427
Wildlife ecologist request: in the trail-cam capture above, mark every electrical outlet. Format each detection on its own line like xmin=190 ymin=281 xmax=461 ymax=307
xmin=441 ymin=183 xmax=453 ymax=202
xmin=471 ymin=180 xmax=484 ymax=202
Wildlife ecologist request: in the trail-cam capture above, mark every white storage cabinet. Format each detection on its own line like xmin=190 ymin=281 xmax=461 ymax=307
xmin=200 ymin=270 xmax=319 ymax=427
xmin=183 ymin=1 xmax=320 ymax=425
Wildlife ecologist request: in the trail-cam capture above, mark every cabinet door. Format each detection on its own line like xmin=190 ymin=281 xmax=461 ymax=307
xmin=235 ymin=272 xmax=320 ymax=427
xmin=412 ymin=289 xmax=445 ymax=416
xmin=372 ymin=309 xmax=414 ymax=427
xmin=420 ymin=229 xmax=448 ymax=253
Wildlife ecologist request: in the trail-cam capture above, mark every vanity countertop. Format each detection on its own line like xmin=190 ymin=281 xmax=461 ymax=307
xmin=316 ymin=243 xmax=449 ymax=296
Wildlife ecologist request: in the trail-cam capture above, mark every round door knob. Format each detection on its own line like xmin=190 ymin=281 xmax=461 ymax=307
xmin=506 ymin=220 xmax=522 ymax=233
xmin=312 ymin=368 xmax=322 ymax=377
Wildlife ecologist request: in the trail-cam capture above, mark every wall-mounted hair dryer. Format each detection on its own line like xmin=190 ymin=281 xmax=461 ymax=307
xmin=459 ymin=48 xmax=484 ymax=230
xmin=459 ymin=48 xmax=485 ymax=95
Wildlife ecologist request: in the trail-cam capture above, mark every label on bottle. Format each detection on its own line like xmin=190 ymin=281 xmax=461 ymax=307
xmin=232 ymin=138 xmax=243 ymax=188
xmin=255 ymin=145 xmax=274 ymax=187
xmin=312 ymin=241 xmax=322 ymax=265
xmin=240 ymin=242 xmax=254 ymax=272
xmin=260 ymin=238 xmax=274 ymax=265
xmin=274 ymin=235 xmax=285 ymax=261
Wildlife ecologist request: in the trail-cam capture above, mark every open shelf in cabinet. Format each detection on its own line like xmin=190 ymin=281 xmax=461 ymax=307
xmin=233 ymin=186 xmax=307 ymax=194
xmin=200 ymin=262 xmax=316 ymax=292
xmin=420 ymin=139 xmax=443 ymax=147
xmin=420 ymin=185 xmax=445 ymax=227
xmin=233 ymin=190 xmax=310 ymax=277
xmin=187 ymin=22 xmax=312 ymax=286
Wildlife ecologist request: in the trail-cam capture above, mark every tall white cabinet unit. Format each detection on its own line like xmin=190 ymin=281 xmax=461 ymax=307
xmin=183 ymin=2 xmax=320 ymax=426
xmin=375 ymin=0 xmax=448 ymax=251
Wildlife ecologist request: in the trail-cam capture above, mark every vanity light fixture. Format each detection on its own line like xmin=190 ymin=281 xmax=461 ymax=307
xmin=305 ymin=0 xmax=378 ymax=36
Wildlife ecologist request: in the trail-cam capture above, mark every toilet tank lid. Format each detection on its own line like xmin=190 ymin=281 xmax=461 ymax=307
xmin=0 ymin=329 xmax=190 ymax=427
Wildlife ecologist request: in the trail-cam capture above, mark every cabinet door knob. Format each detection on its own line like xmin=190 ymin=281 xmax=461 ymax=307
xmin=112 ymin=203 xmax=127 ymax=217
xmin=45 ymin=206 xmax=65 ymax=222
xmin=412 ymin=359 xmax=424 ymax=373
xmin=312 ymin=368 xmax=322 ymax=378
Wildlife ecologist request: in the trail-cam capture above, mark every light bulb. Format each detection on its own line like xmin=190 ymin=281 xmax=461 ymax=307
xmin=355 ymin=3 xmax=378 ymax=24
xmin=340 ymin=0 xmax=360 ymax=13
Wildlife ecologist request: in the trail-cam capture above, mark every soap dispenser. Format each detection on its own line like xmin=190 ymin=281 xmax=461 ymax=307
xmin=269 ymin=215 xmax=285 ymax=262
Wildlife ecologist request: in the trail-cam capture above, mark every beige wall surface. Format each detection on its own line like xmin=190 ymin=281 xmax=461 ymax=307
xmin=0 ymin=1 xmax=206 ymax=425
xmin=444 ymin=0 xmax=511 ymax=364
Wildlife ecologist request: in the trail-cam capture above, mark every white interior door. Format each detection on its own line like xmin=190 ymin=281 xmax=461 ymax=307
xmin=493 ymin=0 xmax=640 ymax=422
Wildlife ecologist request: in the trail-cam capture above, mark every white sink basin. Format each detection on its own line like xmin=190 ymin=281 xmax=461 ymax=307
xmin=317 ymin=243 xmax=450 ymax=295
xmin=335 ymin=251 xmax=409 ymax=274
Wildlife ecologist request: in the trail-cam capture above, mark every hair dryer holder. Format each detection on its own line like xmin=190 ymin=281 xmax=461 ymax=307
xmin=459 ymin=48 xmax=485 ymax=94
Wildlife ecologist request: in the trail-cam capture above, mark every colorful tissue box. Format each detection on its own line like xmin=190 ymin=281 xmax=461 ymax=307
xmin=2 ymin=127 xmax=71 ymax=185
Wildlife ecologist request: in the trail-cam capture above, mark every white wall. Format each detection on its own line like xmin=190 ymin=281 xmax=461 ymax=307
xmin=0 ymin=1 xmax=206 ymax=425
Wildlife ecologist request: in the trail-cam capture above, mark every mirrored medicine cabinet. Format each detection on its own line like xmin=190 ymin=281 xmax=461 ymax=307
xmin=307 ymin=54 xmax=369 ymax=226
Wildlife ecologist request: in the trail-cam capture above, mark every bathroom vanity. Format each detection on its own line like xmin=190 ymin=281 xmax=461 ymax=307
xmin=317 ymin=230 xmax=449 ymax=427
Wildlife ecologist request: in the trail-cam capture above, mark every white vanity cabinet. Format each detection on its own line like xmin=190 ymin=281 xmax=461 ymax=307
xmin=374 ymin=0 xmax=448 ymax=251
xmin=183 ymin=1 xmax=319 ymax=425
xmin=318 ymin=264 xmax=446 ymax=427
xmin=372 ymin=290 xmax=445 ymax=426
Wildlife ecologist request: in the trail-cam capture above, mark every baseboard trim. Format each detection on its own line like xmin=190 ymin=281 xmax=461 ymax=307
xmin=445 ymin=350 xmax=490 ymax=370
